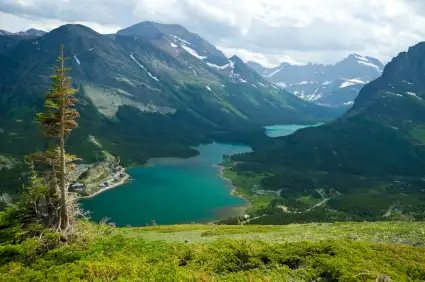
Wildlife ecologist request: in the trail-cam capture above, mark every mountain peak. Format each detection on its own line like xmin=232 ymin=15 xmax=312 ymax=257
xmin=338 ymin=53 xmax=384 ymax=75
xmin=248 ymin=53 xmax=384 ymax=107
xmin=47 ymin=24 xmax=101 ymax=40
xmin=117 ymin=21 xmax=188 ymax=38
xmin=16 ymin=28 xmax=46 ymax=36
xmin=229 ymin=55 xmax=243 ymax=64
xmin=25 ymin=28 xmax=46 ymax=36
xmin=380 ymin=41 xmax=425 ymax=82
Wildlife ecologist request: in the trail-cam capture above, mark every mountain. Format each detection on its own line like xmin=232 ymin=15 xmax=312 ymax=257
xmin=15 ymin=28 xmax=47 ymax=36
xmin=0 ymin=23 xmax=340 ymax=167
xmin=0 ymin=35 xmax=24 ymax=54
xmin=117 ymin=21 xmax=229 ymax=66
xmin=0 ymin=29 xmax=12 ymax=36
xmin=231 ymin=42 xmax=425 ymax=222
xmin=247 ymin=54 xmax=384 ymax=107
xmin=244 ymin=45 xmax=425 ymax=175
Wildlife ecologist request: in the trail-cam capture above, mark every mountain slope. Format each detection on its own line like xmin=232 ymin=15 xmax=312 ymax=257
xmin=229 ymin=42 xmax=425 ymax=222
xmin=241 ymin=44 xmax=425 ymax=175
xmin=248 ymin=54 xmax=384 ymax=107
xmin=0 ymin=30 xmax=12 ymax=36
xmin=0 ymin=23 xmax=340 ymax=166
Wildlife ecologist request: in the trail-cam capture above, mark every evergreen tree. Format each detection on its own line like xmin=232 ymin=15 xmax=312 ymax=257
xmin=30 ymin=45 xmax=80 ymax=232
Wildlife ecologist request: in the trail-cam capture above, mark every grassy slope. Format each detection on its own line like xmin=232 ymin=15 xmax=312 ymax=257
xmin=128 ymin=221 xmax=425 ymax=245
xmin=1 ymin=220 xmax=424 ymax=281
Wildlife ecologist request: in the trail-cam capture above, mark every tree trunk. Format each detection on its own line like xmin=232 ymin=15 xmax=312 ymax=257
xmin=59 ymin=44 xmax=69 ymax=231
xmin=59 ymin=134 xmax=68 ymax=230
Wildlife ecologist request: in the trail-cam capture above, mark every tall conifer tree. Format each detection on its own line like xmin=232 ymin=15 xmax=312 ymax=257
xmin=31 ymin=45 xmax=80 ymax=231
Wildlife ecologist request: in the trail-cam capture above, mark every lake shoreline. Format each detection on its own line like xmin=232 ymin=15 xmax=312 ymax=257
xmin=213 ymin=164 xmax=251 ymax=207
xmin=79 ymin=173 xmax=130 ymax=199
xmin=82 ymin=142 xmax=253 ymax=225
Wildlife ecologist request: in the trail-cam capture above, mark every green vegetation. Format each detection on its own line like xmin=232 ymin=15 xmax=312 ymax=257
xmin=221 ymin=162 xmax=425 ymax=225
xmin=27 ymin=45 xmax=81 ymax=232
xmin=0 ymin=23 xmax=342 ymax=200
xmin=130 ymin=221 xmax=425 ymax=245
xmin=0 ymin=218 xmax=424 ymax=281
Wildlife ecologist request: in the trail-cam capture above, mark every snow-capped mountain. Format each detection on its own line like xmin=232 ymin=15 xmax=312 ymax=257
xmin=117 ymin=21 xmax=229 ymax=67
xmin=247 ymin=54 xmax=384 ymax=107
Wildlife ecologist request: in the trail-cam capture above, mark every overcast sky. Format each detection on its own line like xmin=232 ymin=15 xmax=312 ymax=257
xmin=1 ymin=0 xmax=425 ymax=67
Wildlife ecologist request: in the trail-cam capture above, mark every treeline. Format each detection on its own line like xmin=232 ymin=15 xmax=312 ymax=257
xmin=231 ymin=117 xmax=425 ymax=176
xmin=223 ymin=162 xmax=425 ymax=224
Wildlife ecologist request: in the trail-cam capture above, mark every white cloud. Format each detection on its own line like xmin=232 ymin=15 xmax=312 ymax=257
xmin=0 ymin=11 xmax=122 ymax=34
xmin=1 ymin=0 xmax=425 ymax=66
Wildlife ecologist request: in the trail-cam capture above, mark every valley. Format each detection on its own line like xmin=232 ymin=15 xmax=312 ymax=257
xmin=1 ymin=9 xmax=425 ymax=281
xmin=79 ymin=124 xmax=316 ymax=226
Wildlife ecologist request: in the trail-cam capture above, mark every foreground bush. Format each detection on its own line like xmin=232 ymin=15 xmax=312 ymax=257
xmin=1 ymin=221 xmax=424 ymax=281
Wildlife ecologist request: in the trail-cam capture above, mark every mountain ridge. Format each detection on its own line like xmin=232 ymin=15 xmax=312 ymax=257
xmin=247 ymin=54 xmax=384 ymax=107
xmin=0 ymin=28 xmax=46 ymax=37
xmin=0 ymin=22 xmax=341 ymax=167
xmin=226 ymin=40 xmax=425 ymax=223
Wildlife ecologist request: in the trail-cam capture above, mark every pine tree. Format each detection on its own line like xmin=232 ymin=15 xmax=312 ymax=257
xmin=30 ymin=45 xmax=80 ymax=232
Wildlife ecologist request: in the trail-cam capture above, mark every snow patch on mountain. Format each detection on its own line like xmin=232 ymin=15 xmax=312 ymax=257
xmin=130 ymin=54 xmax=160 ymax=82
xmin=229 ymin=69 xmax=239 ymax=79
xmin=354 ymin=54 xmax=369 ymax=62
xmin=207 ymin=60 xmax=235 ymax=70
xmin=357 ymin=60 xmax=382 ymax=72
xmin=275 ymin=82 xmax=287 ymax=88
xmin=74 ymin=55 xmax=80 ymax=65
xmin=170 ymin=42 xmax=178 ymax=48
xmin=170 ymin=34 xmax=190 ymax=45
xmin=181 ymin=45 xmax=207 ymax=60
xmin=147 ymin=72 xmax=160 ymax=82
xmin=307 ymin=88 xmax=323 ymax=101
xmin=406 ymin=92 xmax=422 ymax=100
xmin=340 ymin=78 xmax=366 ymax=88
xmin=353 ymin=54 xmax=382 ymax=72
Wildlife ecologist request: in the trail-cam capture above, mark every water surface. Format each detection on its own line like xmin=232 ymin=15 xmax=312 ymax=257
xmin=81 ymin=124 xmax=319 ymax=226
xmin=265 ymin=123 xmax=323 ymax=137
xmin=81 ymin=143 xmax=251 ymax=226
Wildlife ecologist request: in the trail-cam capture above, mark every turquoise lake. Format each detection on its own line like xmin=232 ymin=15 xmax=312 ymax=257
xmin=80 ymin=143 xmax=252 ymax=226
xmin=265 ymin=123 xmax=322 ymax=137
xmin=81 ymin=124 xmax=317 ymax=226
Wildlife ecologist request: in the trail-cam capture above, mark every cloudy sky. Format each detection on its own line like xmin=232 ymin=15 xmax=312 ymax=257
xmin=1 ymin=0 xmax=425 ymax=67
